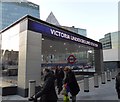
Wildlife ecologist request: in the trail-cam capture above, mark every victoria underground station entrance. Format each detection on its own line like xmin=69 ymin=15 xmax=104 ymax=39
xmin=1 ymin=15 xmax=103 ymax=97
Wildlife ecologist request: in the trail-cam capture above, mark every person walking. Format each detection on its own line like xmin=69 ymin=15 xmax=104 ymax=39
xmin=57 ymin=67 xmax=65 ymax=94
xmin=55 ymin=66 xmax=59 ymax=88
xmin=29 ymin=68 xmax=58 ymax=102
xmin=64 ymin=67 xmax=80 ymax=102
xmin=116 ymin=72 xmax=120 ymax=99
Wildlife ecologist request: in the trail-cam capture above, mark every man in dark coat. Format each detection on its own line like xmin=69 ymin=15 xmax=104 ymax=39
xmin=32 ymin=68 xmax=58 ymax=102
xmin=116 ymin=72 xmax=120 ymax=99
xmin=64 ymin=67 xmax=80 ymax=102
xmin=57 ymin=67 xmax=65 ymax=94
xmin=55 ymin=66 xmax=59 ymax=85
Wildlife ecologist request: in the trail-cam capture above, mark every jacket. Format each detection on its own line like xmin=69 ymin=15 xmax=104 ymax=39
xmin=35 ymin=72 xmax=58 ymax=102
xmin=64 ymin=70 xmax=80 ymax=96
xmin=116 ymin=73 xmax=120 ymax=93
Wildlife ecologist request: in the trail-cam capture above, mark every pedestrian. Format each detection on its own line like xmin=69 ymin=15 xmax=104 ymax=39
xmin=64 ymin=67 xmax=80 ymax=102
xmin=116 ymin=72 xmax=120 ymax=99
xmin=55 ymin=66 xmax=59 ymax=79
xmin=29 ymin=68 xmax=58 ymax=102
xmin=57 ymin=67 xmax=65 ymax=94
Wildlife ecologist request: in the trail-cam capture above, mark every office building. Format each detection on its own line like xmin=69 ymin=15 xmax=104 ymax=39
xmin=0 ymin=0 xmax=40 ymax=30
xmin=99 ymin=31 xmax=120 ymax=70
xmin=61 ymin=26 xmax=87 ymax=37
xmin=46 ymin=12 xmax=60 ymax=26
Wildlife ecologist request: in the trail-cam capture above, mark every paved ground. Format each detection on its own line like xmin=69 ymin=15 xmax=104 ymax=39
xmin=1 ymin=74 xmax=119 ymax=102
xmin=57 ymin=76 xmax=118 ymax=102
xmin=77 ymin=77 xmax=118 ymax=101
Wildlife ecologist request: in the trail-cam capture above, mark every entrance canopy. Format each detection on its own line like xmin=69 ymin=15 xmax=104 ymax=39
xmin=0 ymin=15 xmax=103 ymax=97
xmin=27 ymin=16 xmax=102 ymax=68
xmin=28 ymin=17 xmax=102 ymax=49
xmin=0 ymin=15 xmax=102 ymax=68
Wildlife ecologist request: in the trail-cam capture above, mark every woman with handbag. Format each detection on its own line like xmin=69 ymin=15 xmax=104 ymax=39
xmin=64 ymin=67 xmax=80 ymax=102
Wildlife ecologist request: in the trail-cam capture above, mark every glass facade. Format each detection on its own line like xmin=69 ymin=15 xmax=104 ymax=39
xmin=78 ymin=28 xmax=87 ymax=37
xmin=1 ymin=24 xmax=95 ymax=78
xmin=61 ymin=26 xmax=87 ymax=37
xmin=111 ymin=31 xmax=118 ymax=49
xmin=99 ymin=33 xmax=112 ymax=50
xmin=41 ymin=36 xmax=95 ymax=72
xmin=99 ymin=31 xmax=120 ymax=50
xmin=1 ymin=24 xmax=19 ymax=77
xmin=1 ymin=26 xmax=95 ymax=77
xmin=99 ymin=31 xmax=120 ymax=70
xmin=0 ymin=1 xmax=40 ymax=30
xmin=0 ymin=2 xmax=2 ymax=30
xmin=0 ymin=14 xmax=103 ymax=97
xmin=119 ymin=31 xmax=120 ymax=48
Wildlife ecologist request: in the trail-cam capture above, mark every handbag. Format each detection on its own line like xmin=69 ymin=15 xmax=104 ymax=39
xmin=62 ymin=83 xmax=70 ymax=102
xmin=63 ymin=95 xmax=70 ymax=102
xmin=64 ymin=83 xmax=70 ymax=93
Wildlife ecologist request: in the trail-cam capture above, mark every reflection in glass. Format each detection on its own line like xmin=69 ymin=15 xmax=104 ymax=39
xmin=42 ymin=37 xmax=95 ymax=72
xmin=1 ymin=25 xmax=19 ymax=85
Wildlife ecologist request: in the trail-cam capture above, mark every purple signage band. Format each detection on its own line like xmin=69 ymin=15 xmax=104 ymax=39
xmin=28 ymin=19 xmax=102 ymax=49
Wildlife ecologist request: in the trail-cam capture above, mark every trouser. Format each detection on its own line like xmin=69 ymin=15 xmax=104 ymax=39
xmin=72 ymin=95 xmax=76 ymax=102
xmin=118 ymin=92 xmax=120 ymax=99
xmin=40 ymin=98 xmax=57 ymax=102
xmin=57 ymin=79 xmax=63 ymax=94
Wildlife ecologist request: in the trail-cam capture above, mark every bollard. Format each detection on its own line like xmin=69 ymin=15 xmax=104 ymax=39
xmin=84 ymin=75 xmax=89 ymax=92
xmin=29 ymin=80 xmax=36 ymax=98
xmin=101 ymin=72 xmax=106 ymax=84
xmin=106 ymin=70 xmax=111 ymax=81
xmin=94 ymin=73 xmax=99 ymax=88
xmin=111 ymin=69 xmax=115 ymax=79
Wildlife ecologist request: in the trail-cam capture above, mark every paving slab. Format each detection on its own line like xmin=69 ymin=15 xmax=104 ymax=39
xmin=1 ymin=75 xmax=119 ymax=102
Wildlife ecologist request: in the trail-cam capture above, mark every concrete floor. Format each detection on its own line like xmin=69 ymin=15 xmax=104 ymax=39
xmin=1 ymin=75 xmax=119 ymax=102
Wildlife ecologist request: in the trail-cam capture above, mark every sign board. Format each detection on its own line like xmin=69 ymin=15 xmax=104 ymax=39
xmin=28 ymin=19 xmax=101 ymax=48
xmin=67 ymin=55 xmax=76 ymax=64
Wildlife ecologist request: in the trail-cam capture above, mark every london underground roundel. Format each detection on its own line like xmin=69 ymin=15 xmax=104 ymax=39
xmin=67 ymin=55 xmax=76 ymax=64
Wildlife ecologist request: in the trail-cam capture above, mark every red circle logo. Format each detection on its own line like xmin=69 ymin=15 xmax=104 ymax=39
xmin=67 ymin=55 xmax=76 ymax=64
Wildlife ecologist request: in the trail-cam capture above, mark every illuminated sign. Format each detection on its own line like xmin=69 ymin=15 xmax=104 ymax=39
xmin=50 ymin=29 xmax=98 ymax=47
xmin=50 ymin=29 xmax=70 ymax=40
xmin=67 ymin=54 xmax=76 ymax=64
xmin=28 ymin=20 xmax=100 ymax=48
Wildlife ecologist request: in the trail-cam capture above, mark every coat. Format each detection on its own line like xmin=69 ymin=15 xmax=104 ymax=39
xmin=64 ymin=70 xmax=80 ymax=96
xmin=116 ymin=73 xmax=120 ymax=92
xmin=35 ymin=72 xmax=58 ymax=102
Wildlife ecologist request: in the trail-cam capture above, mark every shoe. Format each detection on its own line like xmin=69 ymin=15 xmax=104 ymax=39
xmin=28 ymin=97 xmax=34 ymax=101
xmin=58 ymin=92 xmax=60 ymax=95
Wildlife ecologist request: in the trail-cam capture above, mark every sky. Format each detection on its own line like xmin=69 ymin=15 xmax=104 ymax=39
xmin=28 ymin=0 xmax=119 ymax=41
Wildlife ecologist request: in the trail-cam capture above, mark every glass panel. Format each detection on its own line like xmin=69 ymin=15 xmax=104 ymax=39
xmin=1 ymin=24 xmax=19 ymax=86
xmin=41 ymin=36 xmax=95 ymax=73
